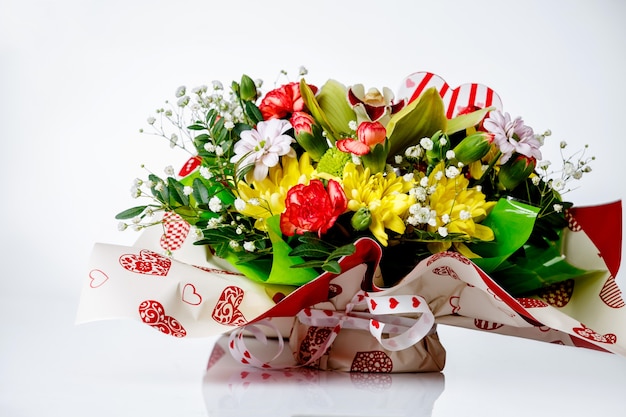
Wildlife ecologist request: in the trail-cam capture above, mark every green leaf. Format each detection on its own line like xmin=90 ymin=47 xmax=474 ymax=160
xmin=327 ymin=243 xmax=356 ymax=259
xmin=446 ymin=106 xmax=494 ymax=135
xmin=244 ymin=101 xmax=264 ymax=125
xmin=115 ymin=206 xmax=148 ymax=220
xmin=386 ymin=88 xmax=447 ymax=159
xmin=288 ymin=243 xmax=332 ymax=258
xmin=316 ymin=79 xmax=355 ymax=136
xmin=299 ymin=79 xmax=338 ymax=143
xmin=192 ymin=177 xmax=209 ymax=205
xmin=167 ymin=177 xmax=189 ymax=206
xmin=187 ymin=123 xmax=206 ymax=131
xmin=321 ymin=260 xmax=341 ymax=274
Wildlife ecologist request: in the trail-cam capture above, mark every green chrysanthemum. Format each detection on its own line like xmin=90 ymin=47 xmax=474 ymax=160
xmin=317 ymin=147 xmax=351 ymax=178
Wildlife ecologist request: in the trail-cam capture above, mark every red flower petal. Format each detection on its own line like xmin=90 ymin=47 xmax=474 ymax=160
xmin=337 ymin=139 xmax=370 ymax=156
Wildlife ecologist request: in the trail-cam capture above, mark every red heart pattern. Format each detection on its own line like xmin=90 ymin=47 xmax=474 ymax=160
xmin=599 ymin=275 xmax=625 ymax=308
xmin=432 ymin=265 xmax=460 ymax=280
xmin=398 ymin=72 xmax=503 ymax=119
xmin=538 ymin=280 xmax=575 ymax=308
xmin=182 ymin=283 xmax=202 ymax=305
xmin=297 ymin=326 xmax=332 ymax=365
xmin=88 ymin=269 xmax=109 ymax=288
xmin=426 ymin=251 xmax=471 ymax=266
xmin=138 ymin=300 xmax=186 ymax=337
xmin=573 ymin=323 xmax=617 ymax=344
xmin=160 ymin=212 xmax=191 ymax=252
xmin=350 ymin=351 xmax=393 ymax=373
xmin=517 ymin=297 xmax=549 ymax=309
xmin=120 ymin=250 xmax=171 ymax=276
xmin=211 ymin=286 xmax=247 ymax=326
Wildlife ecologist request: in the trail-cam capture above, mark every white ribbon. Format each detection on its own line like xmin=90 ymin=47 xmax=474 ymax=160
xmin=228 ymin=290 xmax=436 ymax=369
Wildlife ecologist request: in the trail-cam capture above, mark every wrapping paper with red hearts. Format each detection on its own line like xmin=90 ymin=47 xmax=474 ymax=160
xmin=78 ymin=200 xmax=626 ymax=372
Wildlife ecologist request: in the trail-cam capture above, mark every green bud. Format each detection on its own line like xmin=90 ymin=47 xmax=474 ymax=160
xmin=295 ymin=124 xmax=329 ymax=161
xmin=452 ymin=132 xmax=493 ymax=165
xmin=239 ymin=74 xmax=257 ymax=101
xmin=499 ymin=155 xmax=536 ymax=190
xmin=351 ymin=207 xmax=372 ymax=231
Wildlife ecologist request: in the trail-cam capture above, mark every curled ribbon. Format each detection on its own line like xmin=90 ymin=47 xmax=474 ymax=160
xmin=228 ymin=290 xmax=436 ymax=369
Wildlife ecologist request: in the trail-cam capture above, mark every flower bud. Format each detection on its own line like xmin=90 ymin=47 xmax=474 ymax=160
xmin=295 ymin=123 xmax=329 ymax=161
xmin=499 ymin=155 xmax=536 ymax=190
xmin=351 ymin=207 xmax=372 ymax=231
xmin=239 ymin=74 xmax=258 ymax=101
xmin=452 ymin=132 xmax=494 ymax=165
xmin=357 ymin=121 xmax=386 ymax=146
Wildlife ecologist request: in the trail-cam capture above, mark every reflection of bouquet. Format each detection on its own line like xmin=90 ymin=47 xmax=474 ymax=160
xmin=117 ymin=69 xmax=594 ymax=295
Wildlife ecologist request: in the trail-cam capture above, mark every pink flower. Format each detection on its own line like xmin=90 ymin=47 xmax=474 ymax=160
xmin=336 ymin=121 xmax=386 ymax=156
xmin=290 ymin=111 xmax=315 ymax=135
xmin=259 ymin=82 xmax=318 ymax=120
xmin=280 ymin=179 xmax=347 ymax=237
xmin=230 ymin=119 xmax=295 ymax=181
xmin=483 ymin=110 xmax=542 ymax=164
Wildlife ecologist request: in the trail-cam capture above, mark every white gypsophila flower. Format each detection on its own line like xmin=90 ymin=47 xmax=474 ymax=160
xmin=394 ymin=155 xmax=403 ymax=164
xmin=199 ymin=166 xmax=213 ymax=180
xmin=132 ymin=216 xmax=141 ymax=224
xmin=118 ymin=222 xmax=128 ymax=231
xmin=445 ymin=166 xmax=460 ymax=179
xmin=175 ymin=86 xmax=186 ymax=97
xmin=419 ymin=176 xmax=429 ymax=187
xmin=229 ymin=240 xmax=240 ymax=249
xmin=207 ymin=218 xmax=221 ymax=229
xmin=460 ymin=210 xmax=472 ymax=221
xmin=133 ymin=178 xmax=143 ymax=187
xmin=235 ymin=226 xmax=244 ymax=235
xmin=532 ymin=176 xmax=541 ymax=186
xmin=434 ymin=171 xmax=443 ymax=181
xmin=224 ymin=121 xmax=235 ymax=130
xmin=440 ymin=137 xmax=448 ymax=146
xmin=204 ymin=143 xmax=216 ymax=153
xmin=420 ymin=137 xmax=434 ymax=151
xmin=154 ymin=181 xmax=164 ymax=192
xmin=165 ymin=109 xmax=173 ymax=117
xmin=298 ymin=66 xmax=308 ymax=76
xmin=249 ymin=198 xmax=260 ymax=206
xmin=560 ymin=141 xmax=568 ymax=149
xmin=553 ymin=204 xmax=563 ymax=213
xmin=131 ymin=224 xmax=142 ymax=232
xmin=428 ymin=215 xmax=438 ymax=227
xmin=351 ymin=154 xmax=362 ymax=165
xmin=405 ymin=145 xmax=422 ymax=159
xmin=406 ymin=215 xmax=418 ymax=226
xmin=147 ymin=116 xmax=156 ymax=125
xmin=563 ymin=162 xmax=575 ymax=176
xmin=254 ymin=78 xmax=263 ymax=88
xmin=209 ymin=196 xmax=223 ymax=212
xmin=130 ymin=186 xmax=141 ymax=198
xmin=234 ymin=198 xmax=246 ymax=211
xmin=403 ymin=173 xmax=414 ymax=182
xmin=416 ymin=207 xmax=432 ymax=224
xmin=191 ymin=85 xmax=207 ymax=95
xmin=164 ymin=165 xmax=175 ymax=176
xmin=446 ymin=150 xmax=455 ymax=160
xmin=212 ymin=80 xmax=223 ymax=90
xmin=183 ymin=186 xmax=193 ymax=196
xmin=475 ymin=185 xmax=482 ymax=192
xmin=215 ymin=146 xmax=224 ymax=157
xmin=348 ymin=120 xmax=358 ymax=131
xmin=537 ymin=160 xmax=551 ymax=170
xmin=441 ymin=213 xmax=450 ymax=224
xmin=191 ymin=226 xmax=203 ymax=240
xmin=438 ymin=226 xmax=449 ymax=237
xmin=170 ymin=133 xmax=178 ymax=148
xmin=144 ymin=208 xmax=154 ymax=218
xmin=573 ymin=170 xmax=583 ymax=180
xmin=408 ymin=203 xmax=422 ymax=215
xmin=410 ymin=186 xmax=427 ymax=202
xmin=551 ymin=179 xmax=566 ymax=191
xmin=243 ymin=241 xmax=255 ymax=252
xmin=177 ymin=96 xmax=190 ymax=107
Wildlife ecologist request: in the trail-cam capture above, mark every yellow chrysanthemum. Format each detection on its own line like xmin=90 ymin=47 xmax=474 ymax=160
xmin=342 ymin=163 xmax=415 ymax=246
xmin=235 ymin=153 xmax=315 ymax=230
xmin=423 ymin=163 xmax=496 ymax=254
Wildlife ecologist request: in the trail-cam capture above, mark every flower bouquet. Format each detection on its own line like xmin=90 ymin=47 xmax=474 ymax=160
xmin=78 ymin=70 xmax=625 ymax=372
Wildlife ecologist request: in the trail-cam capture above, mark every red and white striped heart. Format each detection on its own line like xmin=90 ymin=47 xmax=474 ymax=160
xmin=599 ymin=275 xmax=625 ymax=308
xmin=397 ymin=71 xmax=503 ymax=119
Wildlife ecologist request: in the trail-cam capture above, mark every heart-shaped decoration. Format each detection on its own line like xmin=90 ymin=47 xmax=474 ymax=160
xmin=369 ymin=299 xmax=378 ymax=311
xmin=389 ymin=297 xmax=399 ymax=309
xmin=88 ymin=269 xmax=109 ymax=288
xmin=212 ymin=286 xmax=247 ymax=326
xmin=538 ymin=279 xmax=575 ymax=308
xmin=599 ymin=275 xmax=625 ymax=308
xmin=572 ymin=323 xmax=617 ymax=344
xmin=138 ymin=300 xmax=186 ymax=337
xmin=160 ymin=212 xmax=191 ymax=252
xmin=411 ymin=296 xmax=420 ymax=308
xmin=516 ymin=297 xmax=549 ymax=309
xmin=120 ymin=250 xmax=171 ymax=276
xmin=474 ymin=319 xmax=504 ymax=331
xmin=350 ymin=350 xmax=393 ymax=373
xmin=371 ymin=319 xmax=380 ymax=329
xmin=182 ymin=283 xmax=202 ymax=306
xmin=432 ymin=265 xmax=459 ymax=280
xmin=449 ymin=296 xmax=460 ymax=314
xmin=397 ymin=71 xmax=503 ymax=119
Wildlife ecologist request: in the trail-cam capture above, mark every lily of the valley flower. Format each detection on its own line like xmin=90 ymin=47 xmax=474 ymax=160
xmin=348 ymin=84 xmax=405 ymax=125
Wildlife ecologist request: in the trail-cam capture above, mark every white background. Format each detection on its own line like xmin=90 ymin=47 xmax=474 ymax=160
xmin=1 ymin=0 xmax=626 ymax=416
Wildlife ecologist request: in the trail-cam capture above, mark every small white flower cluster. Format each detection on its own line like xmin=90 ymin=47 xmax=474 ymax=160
xmin=536 ymin=140 xmax=594 ymax=193
xmin=406 ymin=176 xmax=437 ymax=227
